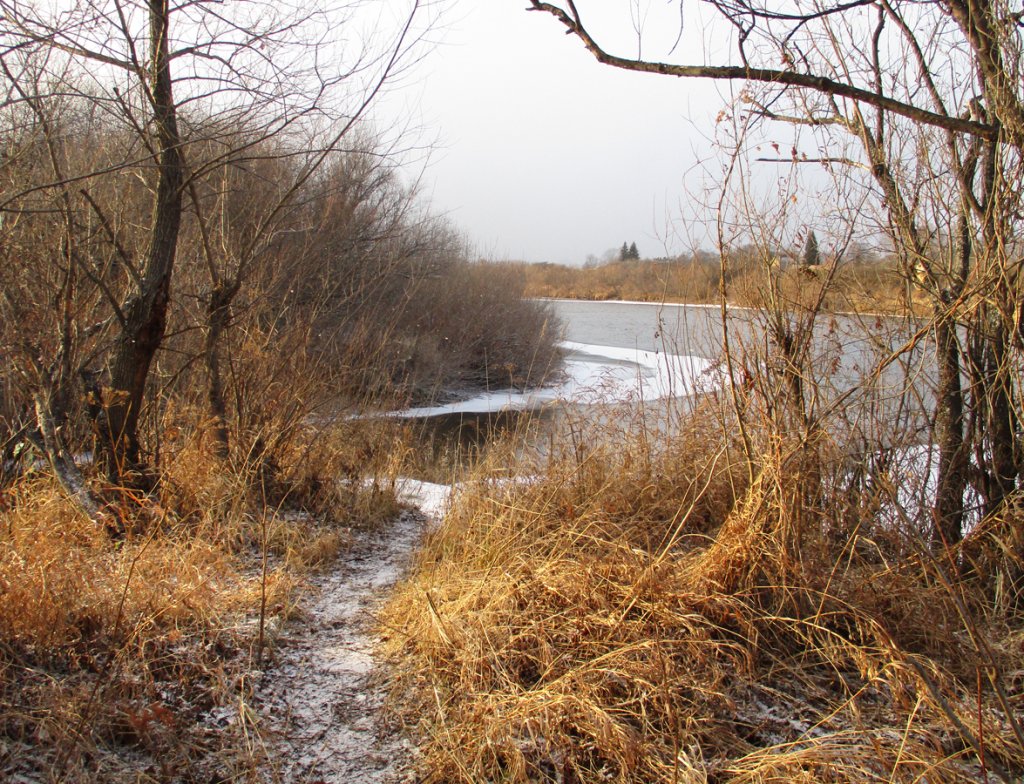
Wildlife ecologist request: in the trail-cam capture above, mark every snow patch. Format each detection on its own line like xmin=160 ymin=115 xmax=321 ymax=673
xmin=385 ymin=341 xmax=717 ymax=419
xmin=394 ymin=478 xmax=452 ymax=522
xmin=256 ymin=512 xmax=426 ymax=783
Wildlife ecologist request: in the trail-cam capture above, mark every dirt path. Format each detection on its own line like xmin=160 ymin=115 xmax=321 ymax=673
xmin=255 ymin=508 xmax=428 ymax=783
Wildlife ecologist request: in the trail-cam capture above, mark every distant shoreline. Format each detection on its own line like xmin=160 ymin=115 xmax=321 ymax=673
xmin=531 ymin=296 xmax=900 ymax=320
xmin=532 ymin=296 xmax=725 ymax=310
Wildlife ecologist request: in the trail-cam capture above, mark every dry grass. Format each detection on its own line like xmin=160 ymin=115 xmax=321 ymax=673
xmin=519 ymin=257 xmax=918 ymax=315
xmin=0 ymin=413 xmax=407 ymax=782
xmin=381 ymin=404 xmax=1024 ymax=783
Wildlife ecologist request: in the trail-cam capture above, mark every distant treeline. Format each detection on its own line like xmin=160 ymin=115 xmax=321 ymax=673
xmin=516 ymin=247 xmax=913 ymax=313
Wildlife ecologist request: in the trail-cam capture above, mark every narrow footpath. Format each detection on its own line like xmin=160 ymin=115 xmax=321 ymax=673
xmin=256 ymin=496 xmax=438 ymax=783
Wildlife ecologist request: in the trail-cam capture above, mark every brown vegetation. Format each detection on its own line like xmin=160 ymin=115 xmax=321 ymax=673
xmin=0 ymin=142 xmax=557 ymax=784
xmin=5 ymin=0 xmax=1024 ymax=779
xmin=520 ymin=251 xmax=912 ymax=314
xmin=383 ymin=397 xmax=1024 ymax=783
xmin=0 ymin=414 xmax=411 ymax=780
xmin=0 ymin=1 xmax=560 ymax=777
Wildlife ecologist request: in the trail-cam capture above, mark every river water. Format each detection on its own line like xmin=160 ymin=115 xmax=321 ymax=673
xmin=394 ymin=299 xmax=928 ymax=417
xmin=390 ymin=301 xmax=723 ymax=420
xmin=552 ymin=299 xmax=724 ymax=357
xmin=391 ymin=299 xmax=933 ymax=475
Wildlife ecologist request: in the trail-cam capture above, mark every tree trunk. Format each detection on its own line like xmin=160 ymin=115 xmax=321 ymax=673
xmin=983 ymin=319 xmax=1018 ymax=516
xmin=35 ymin=389 xmax=105 ymax=523
xmin=204 ymin=282 xmax=238 ymax=461
xmin=932 ymin=303 xmax=967 ymax=547
xmin=96 ymin=0 xmax=183 ymax=484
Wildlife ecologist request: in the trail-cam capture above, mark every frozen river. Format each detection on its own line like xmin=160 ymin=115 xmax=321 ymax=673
xmin=388 ymin=300 xmax=727 ymax=418
xmin=388 ymin=298 xmax=928 ymax=419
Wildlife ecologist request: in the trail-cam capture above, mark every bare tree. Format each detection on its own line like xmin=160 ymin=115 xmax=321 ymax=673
xmin=0 ymin=0 xmax=428 ymax=488
xmin=523 ymin=1 xmax=1024 ymax=576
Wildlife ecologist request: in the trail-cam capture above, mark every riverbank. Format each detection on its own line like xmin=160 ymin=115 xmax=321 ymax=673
xmin=519 ymin=257 xmax=919 ymax=316
xmin=4 ymin=293 xmax=1016 ymax=783
xmin=381 ymin=399 xmax=1024 ymax=783
xmin=382 ymin=340 xmax=716 ymax=420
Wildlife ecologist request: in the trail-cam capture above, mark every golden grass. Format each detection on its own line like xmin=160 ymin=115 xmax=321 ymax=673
xmin=381 ymin=407 xmax=1024 ymax=783
xmin=519 ymin=257 xmax=928 ymax=317
xmin=0 ymin=413 xmax=404 ymax=780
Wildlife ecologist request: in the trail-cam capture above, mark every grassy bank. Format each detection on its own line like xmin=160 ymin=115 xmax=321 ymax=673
xmin=519 ymin=256 xmax=916 ymax=315
xmin=382 ymin=401 xmax=1024 ymax=783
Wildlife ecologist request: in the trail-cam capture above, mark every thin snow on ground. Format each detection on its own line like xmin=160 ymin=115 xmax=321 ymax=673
xmin=385 ymin=341 xmax=716 ymax=419
xmin=393 ymin=478 xmax=452 ymax=521
xmin=256 ymin=511 xmax=428 ymax=783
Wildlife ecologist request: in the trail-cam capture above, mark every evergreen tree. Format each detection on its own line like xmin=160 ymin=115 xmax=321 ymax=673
xmin=620 ymin=242 xmax=629 ymax=261
xmin=802 ymin=230 xmax=820 ymax=268
xmin=628 ymin=241 xmax=639 ymax=260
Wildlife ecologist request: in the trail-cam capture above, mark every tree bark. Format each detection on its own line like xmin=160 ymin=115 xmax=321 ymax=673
xmin=932 ymin=302 xmax=967 ymax=546
xmin=96 ymin=0 xmax=183 ymax=484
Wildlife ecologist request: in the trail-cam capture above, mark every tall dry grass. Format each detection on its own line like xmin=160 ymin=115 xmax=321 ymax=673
xmin=0 ymin=69 xmax=566 ymax=781
xmin=381 ymin=400 xmax=1024 ymax=783
xmin=0 ymin=409 xmax=412 ymax=781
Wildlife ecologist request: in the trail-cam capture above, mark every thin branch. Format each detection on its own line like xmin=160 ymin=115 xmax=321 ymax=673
xmin=79 ymin=188 xmax=142 ymax=287
xmin=525 ymin=0 xmax=997 ymax=141
xmin=754 ymin=156 xmax=867 ymax=169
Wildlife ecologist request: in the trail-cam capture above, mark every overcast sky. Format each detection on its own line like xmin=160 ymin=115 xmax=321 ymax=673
xmin=379 ymin=1 xmax=736 ymax=265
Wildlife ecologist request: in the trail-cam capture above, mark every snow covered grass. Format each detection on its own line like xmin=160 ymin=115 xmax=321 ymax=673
xmin=381 ymin=404 xmax=1024 ymax=783
xmin=255 ymin=510 xmax=426 ymax=783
